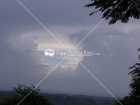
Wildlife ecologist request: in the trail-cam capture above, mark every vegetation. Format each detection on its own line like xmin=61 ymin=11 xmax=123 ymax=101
xmin=115 ymin=49 xmax=140 ymax=105
xmin=85 ymin=1 xmax=140 ymax=104
xmin=46 ymin=94 xmax=116 ymax=105
xmin=85 ymin=0 xmax=140 ymax=24
xmin=0 ymin=89 xmax=116 ymax=105
xmin=0 ymin=84 xmax=53 ymax=105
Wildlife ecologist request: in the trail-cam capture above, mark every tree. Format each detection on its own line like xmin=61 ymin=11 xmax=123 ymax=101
xmin=0 ymin=84 xmax=54 ymax=105
xmin=115 ymin=49 xmax=140 ymax=105
xmin=85 ymin=0 xmax=140 ymax=24
xmin=85 ymin=1 xmax=140 ymax=104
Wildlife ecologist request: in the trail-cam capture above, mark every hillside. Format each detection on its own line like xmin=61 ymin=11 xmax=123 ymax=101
xmin=0 ymin=90 xmax=117 ymax=105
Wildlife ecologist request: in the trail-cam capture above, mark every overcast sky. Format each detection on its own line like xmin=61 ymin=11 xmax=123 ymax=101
xmin=0 ymin=0 xmax=140 ymax=98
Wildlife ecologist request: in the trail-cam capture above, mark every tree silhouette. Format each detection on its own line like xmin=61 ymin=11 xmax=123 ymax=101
xmin=0 ymin=84 xmax=54 ymax=105
xmin=115 ymin=49 xmax=140 ymax=104
xmin=85 ymin=1 xmax=140 ymax=104
xmin=85 ymin=0 xmax=140 ymax=24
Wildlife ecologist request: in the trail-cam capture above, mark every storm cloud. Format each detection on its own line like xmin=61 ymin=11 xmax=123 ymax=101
xmin=0 ymin=0 xmax=140 ymax=98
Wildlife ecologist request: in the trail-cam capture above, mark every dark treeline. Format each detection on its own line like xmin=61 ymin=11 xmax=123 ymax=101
xmin=0 ymin=90 xmax=117 ymax=105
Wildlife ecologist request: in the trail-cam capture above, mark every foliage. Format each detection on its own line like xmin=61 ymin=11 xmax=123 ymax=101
xmin=46 ymin=94 xmax=115 ymax=105
xmin=0 ymin=84 xmax=53 ymax=105
xmin=0 ymin=91 xmax=116 ymax=105
xmin=115 ymin=49 xmax=140 ymax=105
xmin=85 ymin=0 xmax=140 ymax=24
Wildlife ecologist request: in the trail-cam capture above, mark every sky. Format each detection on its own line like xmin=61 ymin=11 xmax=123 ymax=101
xmin=0 ymin=0 xmax=140 ymax=98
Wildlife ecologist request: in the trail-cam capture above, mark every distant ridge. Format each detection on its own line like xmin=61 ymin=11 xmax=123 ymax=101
xmin=0 ymin=90 xmax=118 ymax=105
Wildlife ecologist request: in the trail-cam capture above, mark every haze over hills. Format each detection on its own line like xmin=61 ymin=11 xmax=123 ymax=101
xmin=0 ymin=90 xmax=120 ymax=105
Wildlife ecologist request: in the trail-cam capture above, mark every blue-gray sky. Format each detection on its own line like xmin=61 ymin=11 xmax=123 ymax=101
xmin=0 ymin=0 xmax=140 ymax=98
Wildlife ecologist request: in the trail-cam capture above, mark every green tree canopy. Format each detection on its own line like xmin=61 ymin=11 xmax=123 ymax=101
xmin=85 ymin=0 xmax=140 ymax=24
xmin=0 ymin=84 xmax=54 ymax=105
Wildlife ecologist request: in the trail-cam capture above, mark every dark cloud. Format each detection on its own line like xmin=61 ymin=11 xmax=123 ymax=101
xmin=0 ymin=0 xmax=140 ymax=98
xmin=66 ymin=27 xmax=140 ymax=97
xmin=0 ymin=35 xmax=49 ymax=89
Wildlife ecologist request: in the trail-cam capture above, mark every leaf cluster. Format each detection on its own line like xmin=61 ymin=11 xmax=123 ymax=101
xmin=85 ymin=0 xmax=140 ymax=24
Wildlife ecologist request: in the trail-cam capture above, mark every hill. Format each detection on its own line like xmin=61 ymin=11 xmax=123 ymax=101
xmin=0 ymin=90 xmax=117 ymax=105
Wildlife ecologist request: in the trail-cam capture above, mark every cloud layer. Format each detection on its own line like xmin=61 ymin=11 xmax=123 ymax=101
xmin=0 ymin=0 xmax=140 ymax=98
